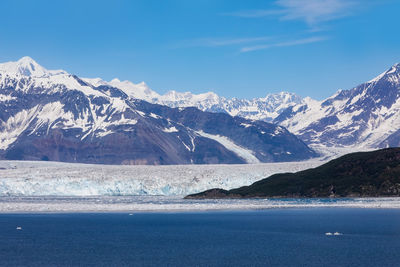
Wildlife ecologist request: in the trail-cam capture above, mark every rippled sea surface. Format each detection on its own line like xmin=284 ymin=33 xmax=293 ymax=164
xmin=1 ymin=209 xmax=400 ymax=266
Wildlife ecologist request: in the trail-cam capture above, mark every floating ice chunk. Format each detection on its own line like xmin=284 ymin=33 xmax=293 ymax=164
xmin=325 ymin=232 xmax=342 ymax=236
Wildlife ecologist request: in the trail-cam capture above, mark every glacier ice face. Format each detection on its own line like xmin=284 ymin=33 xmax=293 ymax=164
xmin=0 ymin=160 xmax=324 ymax=196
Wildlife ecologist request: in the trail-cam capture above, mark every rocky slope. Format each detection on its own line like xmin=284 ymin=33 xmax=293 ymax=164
xmin=185 ymin=148 xmax=400 ymax=198
xmin=0 ymin=57 xmax=316 ymax=164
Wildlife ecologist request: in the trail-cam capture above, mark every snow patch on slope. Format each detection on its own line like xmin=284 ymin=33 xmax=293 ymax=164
xmin=163 ymin=126 xmax=178 ymax=133
xmin=0 ymin=106 xmax=39 ymax=149
xmin=196 ymin=131 xmax=260 ymax=163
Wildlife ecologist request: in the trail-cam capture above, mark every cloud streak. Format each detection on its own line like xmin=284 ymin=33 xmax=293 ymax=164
xmin=277 ymin=0 xmax=357 ymax=25
xmin=240 ymin=36 xmax=328 ymax=53
xmin=224 ymin=0 xmax=358 ymax=26
xmin=178 ymin=36 xmax=272 ymax=48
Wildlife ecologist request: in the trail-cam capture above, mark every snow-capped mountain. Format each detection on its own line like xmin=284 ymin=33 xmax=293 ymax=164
xmin=101 ymin=62 xmax=400 ymax=149
xmin=82 ymin=77 xmax=304 ymax=122
xmin=157 ymin=91 xmax=304 ymax=122
xmin=0 ymin=57 xmax=316 ymax=164
xmin=274 ymin=63 xmax=400 ymax=148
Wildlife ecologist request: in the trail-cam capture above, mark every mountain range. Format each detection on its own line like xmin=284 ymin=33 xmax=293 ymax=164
xmin=1 ymin=56 xmax=399 ymax=165
xmin=85 ymin=62 xmax=400 ymax=149
xmin=83 ymin=78 xmax=304 ymax=123
xmin=0 ymin=57 xmax=315 ymax=165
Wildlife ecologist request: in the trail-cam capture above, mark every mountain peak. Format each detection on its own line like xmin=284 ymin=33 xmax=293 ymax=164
xmin=387 ymin=63 xmax=400 ymax=74
xmin=110 ymin=78 xmax=121 ymax=83
xmin=108 ymin=78 xmax=160 ymax=100
xmin=368 ymin=63 xmax=400 ymax=83
xmin=17 ymin=56 xmax=38 ymax=65
xmin=0 ymin=56 xmax=66 ymax=77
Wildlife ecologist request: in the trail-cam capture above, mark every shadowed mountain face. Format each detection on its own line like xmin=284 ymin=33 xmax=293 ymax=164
xmin=185 ymin=148 xmax=400 ymax=198
xmin=0 ymin=57 xmax=316 ymax=165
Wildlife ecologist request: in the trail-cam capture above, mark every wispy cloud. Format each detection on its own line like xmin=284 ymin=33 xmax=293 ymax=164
xmin=224 ymin=0 xmax=358 ymax=26
xmin=178 ymin=36 xmax=272 ymax=48
xmin=220 ymin=0 xmax=356 ymax=52
xmin=277 ymin=0 xmax=357 ymax=25
xmin=240 ymin=36 xmax=328 ymax=53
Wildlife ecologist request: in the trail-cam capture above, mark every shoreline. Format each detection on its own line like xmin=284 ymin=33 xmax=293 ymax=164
xmin=0 ymin=196 xmax=400 ymax=213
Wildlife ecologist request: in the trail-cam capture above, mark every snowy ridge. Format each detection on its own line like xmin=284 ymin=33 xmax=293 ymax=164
xmin=108 ymin=78 xmax=160 ymax=102
xmin=82 ymin=76 xmax=305 ymax=122
xmin=274 ymin=63 xmax=400 ymax=148
xmin=157 ymin=91 xmax=305 ymax=122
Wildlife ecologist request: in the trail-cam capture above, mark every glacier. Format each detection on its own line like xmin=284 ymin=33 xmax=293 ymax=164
xmin=0 ymin=159 xmax=323 ymax=196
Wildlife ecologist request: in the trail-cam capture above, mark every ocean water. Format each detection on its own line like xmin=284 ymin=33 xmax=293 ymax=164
xmin=0 ymin=209 xmax=400 ymax=266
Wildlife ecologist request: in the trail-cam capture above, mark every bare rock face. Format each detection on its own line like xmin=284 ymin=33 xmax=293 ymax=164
xmin=0 ymin=57 xmax=316 ymax=165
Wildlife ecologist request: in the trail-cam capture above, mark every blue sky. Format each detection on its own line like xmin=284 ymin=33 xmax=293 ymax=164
xmin=0 ymin=0 xmax=399 ymax=99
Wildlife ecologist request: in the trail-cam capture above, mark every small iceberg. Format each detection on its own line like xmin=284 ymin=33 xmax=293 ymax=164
xmin=16 ymin=226 xmax=22 ymax=230
xmin=325 ymin=232 xmax=343 ymax=236
xmin=128 ymin=213 xmax=133 ymax=216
